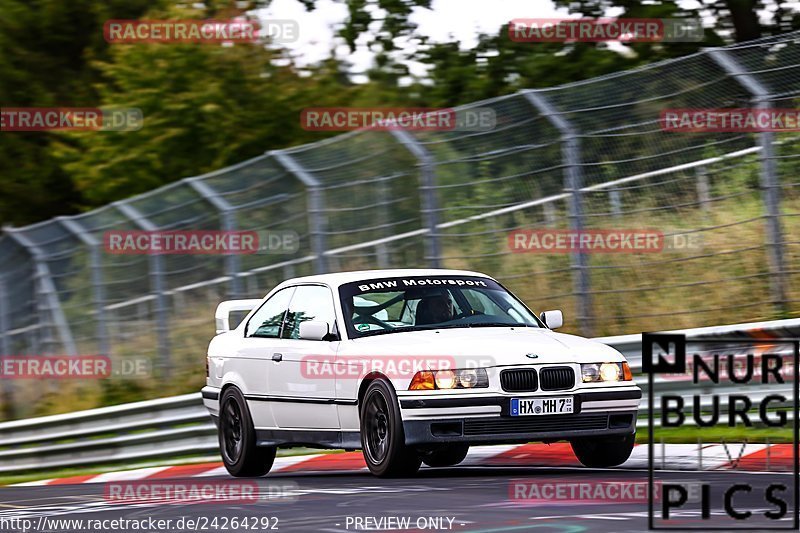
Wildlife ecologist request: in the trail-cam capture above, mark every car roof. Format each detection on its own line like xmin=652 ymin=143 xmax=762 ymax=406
xmin=274 ymin=268 xmax=493 ymax=289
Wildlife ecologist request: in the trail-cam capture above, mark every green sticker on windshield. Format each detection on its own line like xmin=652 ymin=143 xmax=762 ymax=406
xmin=356 ymin=323 xmax=370 ymax=332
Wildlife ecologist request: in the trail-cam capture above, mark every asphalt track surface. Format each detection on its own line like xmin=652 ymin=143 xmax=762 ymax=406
xmin=1 ymin=466 xmax=797 ymax=533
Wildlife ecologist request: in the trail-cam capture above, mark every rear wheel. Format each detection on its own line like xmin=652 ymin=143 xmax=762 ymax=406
xmin=360 ymin=379 xmax=421 ymax=477
xmin=219 ymin=387 xmax=276 ymax=477
xmin=420 ymin=444 xmax=470 ymax=467
xmin=571 ymin=432 xmax=635 ymax=468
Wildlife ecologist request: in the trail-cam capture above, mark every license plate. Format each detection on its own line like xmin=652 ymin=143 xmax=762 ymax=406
xmin=510 ymin=397 xmax=573 ymax=416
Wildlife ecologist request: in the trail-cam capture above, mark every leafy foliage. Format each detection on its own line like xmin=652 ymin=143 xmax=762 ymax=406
xmin=1 ymin=0 xmax=799 ymax=227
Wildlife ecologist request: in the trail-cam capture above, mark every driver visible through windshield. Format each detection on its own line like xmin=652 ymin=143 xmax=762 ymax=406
xmin=339 ymin=275 xmax=543 ymax=338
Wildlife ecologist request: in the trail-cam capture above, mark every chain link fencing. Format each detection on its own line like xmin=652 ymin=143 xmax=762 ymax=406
xmin=0 ymin=32 xmax=798 ymax=418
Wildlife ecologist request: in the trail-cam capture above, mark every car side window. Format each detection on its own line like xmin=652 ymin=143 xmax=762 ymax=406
xmin=246 ymin=287 xmax=294 ymax=338
xmin=282 ymin=285 xmax=337 ymax=340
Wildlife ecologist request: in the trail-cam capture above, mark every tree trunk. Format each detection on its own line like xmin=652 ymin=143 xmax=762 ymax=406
xmin=725 ymin=0 xmax=762 ymax=42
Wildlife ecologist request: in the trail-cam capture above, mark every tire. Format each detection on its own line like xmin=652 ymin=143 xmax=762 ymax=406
xmin=571 ymin=432 xmax=635 ymax=468
xmin=219 ymin=387 xmax=276 ymax=477
xmin=360 ymin=379 xmax=422 ymax=477
xmin=420 ymin=444 xmax=470 ymax=468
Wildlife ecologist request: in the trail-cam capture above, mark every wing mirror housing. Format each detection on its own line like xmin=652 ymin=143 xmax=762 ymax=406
xmin=299 ymin=320 xmax=331 ymax=341
xmin=540 ymin=310 xmax=563 ymax=330
xmin=215 ymin=299 xmax=263 ymax=334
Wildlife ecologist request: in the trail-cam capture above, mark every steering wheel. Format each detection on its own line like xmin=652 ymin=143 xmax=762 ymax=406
xmin=353 ymin=313 xmax=395 ymax=330
xmin=452 ymin=309 xmax=484 ymax=320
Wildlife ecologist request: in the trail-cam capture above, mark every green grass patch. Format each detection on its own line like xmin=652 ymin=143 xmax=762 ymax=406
xmin=640 ymin=425 xmax=794 ymax=444
xmin=0 ymin=447 xmax=340 ymax=486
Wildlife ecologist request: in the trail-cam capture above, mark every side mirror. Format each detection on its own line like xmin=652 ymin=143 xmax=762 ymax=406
xmin=540 ymin=310 xmax=563 ymax=330
xmin=215 ymin=299 xmax=263 ymax=334
xmin=299 ymin=320 xmax=330 ymax=341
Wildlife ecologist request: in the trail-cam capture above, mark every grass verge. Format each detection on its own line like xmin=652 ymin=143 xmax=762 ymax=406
xmin=0 ymin=448 xmax=342 ymax=487
xmin=638 ymin=425 xmax=794 ymax=444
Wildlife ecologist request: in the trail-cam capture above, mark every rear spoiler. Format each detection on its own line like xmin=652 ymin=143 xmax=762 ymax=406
xmin=215 ymin=299 xmax=262 ymax=334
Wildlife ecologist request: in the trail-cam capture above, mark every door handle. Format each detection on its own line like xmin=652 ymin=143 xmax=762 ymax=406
xmin=272 ymin=353 xmax=283 ymax=362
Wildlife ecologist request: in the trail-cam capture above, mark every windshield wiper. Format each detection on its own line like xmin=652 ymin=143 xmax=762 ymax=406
xmin=353 ymin=322 xmax=533 ymax=338
xmin=354 ymin=323 xmax=463 ymax=337
xmin=467 ymin=322 xmax=533 ymax=328
xmin=355 ymin=329 xmax=403 ymax=338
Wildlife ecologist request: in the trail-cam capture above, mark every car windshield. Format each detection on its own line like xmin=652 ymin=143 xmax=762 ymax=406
xmin=338 ymin=275 xmax=543 ymax=338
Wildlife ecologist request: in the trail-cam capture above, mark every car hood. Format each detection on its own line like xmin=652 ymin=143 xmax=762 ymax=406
xmin=340 ymin=327 xmax=624 ymax=367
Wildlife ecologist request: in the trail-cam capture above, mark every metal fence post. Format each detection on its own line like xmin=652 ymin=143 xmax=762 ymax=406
xmin=707 ymin=48 xmax=788 ymax=313
xmin=0 ymin=273 xmax=15 ymax=419
xmin=696 ymin=165 xmax=711 ymax=212
xmin=187 ymin=178 xmax=242 ymax=298
xmin=113 ymin=202 xmax=171 ymax=376
xmin=374 ymin=177 xmax=391 ymax=268
xmin=57 ymin=217 xmax=110 ymax=357
xmin=2 ymin=227 xmax=78 ymax=356
xmin=0 ymin=275 xmax=9 ymax=356
xmin=609 ymin=190 xmax=622 ymax=219
xmin=271 ymin=151 xmax=329 ymax=274
xmin=524 ymin=90 xmax=594 ymax=335
xmin=543 ymin=201 xmax=557 ymax=226
xmin=390 ymin=130 xmax=442 ymax=268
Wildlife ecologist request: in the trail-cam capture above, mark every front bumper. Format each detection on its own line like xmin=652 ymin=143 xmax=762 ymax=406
xmin=400 ymin=388 xmax=640 ymax=446
xmin=403 ymin=410 xmax=637 ymax=445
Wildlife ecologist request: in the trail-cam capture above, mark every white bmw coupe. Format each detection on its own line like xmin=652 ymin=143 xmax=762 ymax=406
xmin=202 ymin=269 xmax=641 ymax=477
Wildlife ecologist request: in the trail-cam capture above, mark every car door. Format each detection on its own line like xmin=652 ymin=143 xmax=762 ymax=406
xmin=235 ymin=286 xmax=295 ymax=429
xmin=268 ymin=284 xmax=341 ymax=429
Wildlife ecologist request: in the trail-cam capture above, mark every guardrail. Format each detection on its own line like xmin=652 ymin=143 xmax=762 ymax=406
xmin=0 ymin=394 xmax=217 ymax=473
xmin=0 ymin=318 xmax=796 ymax=474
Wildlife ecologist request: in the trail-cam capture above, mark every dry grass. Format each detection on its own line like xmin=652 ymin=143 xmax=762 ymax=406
xmin=2 ymin=173 xmax=797 ymax=420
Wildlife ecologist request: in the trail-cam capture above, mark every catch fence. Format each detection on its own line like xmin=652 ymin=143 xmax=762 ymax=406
xmin=0 ymin=32 xmax=798 ymax=418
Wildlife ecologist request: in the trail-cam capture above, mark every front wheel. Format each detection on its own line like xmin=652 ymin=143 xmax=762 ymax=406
xmin=219 ymin=387 xmax=276 ymax=477
xmin=360 ymin=379 xmax=421 ymax=477
xmin=571 ymin=432 xmax=635 ymax=468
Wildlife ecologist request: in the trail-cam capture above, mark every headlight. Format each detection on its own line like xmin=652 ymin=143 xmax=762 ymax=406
xmin=581 ymin=362 xmax=632 ymax=382
xmin=599 ymin=362 xmax=620 ymax=381
xmin=409 ymin=368 xmax=489 ymax=390
xmin=434 ymin=370 xmax=457 ymax=389
xmin=581 ymin=363 xmax=600 ymax=382
xmin=458 ymin=369 xmax=481 ymax=388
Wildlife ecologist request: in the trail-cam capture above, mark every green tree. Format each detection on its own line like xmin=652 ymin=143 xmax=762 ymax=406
xmin=0 ymin=0 xmax=167 ymax=226
xmin=553 ymin=0 xmax=800 ymax=42
xmin=55 ymin=40 xmax=363 ymax=205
